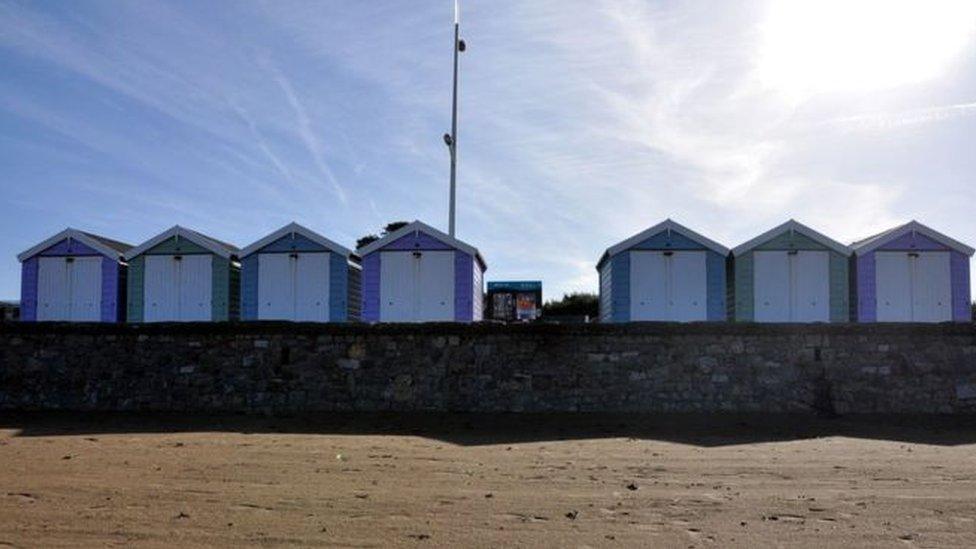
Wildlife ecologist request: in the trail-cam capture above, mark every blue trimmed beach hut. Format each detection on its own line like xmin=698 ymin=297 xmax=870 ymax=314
xmin=239 ymin=222 xmax=361 ymax=322
xmin=357 ymin=220 xmax=486 ymax=323
xmin=597 ymin=219 xmax=729 ymax=322
xmin=17 ymin=228 xmax=131 ymax=322
xmin=852 ymin=221 xmax=973 ymax=323
xmin=124 ymin=226 xmax=239 ymax=322
xmin=731 ymin=219 xmax=851 ymax=323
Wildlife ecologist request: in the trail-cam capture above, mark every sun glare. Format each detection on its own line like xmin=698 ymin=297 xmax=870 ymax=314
xmin=759 ymin=0 xmax=976 ymax=98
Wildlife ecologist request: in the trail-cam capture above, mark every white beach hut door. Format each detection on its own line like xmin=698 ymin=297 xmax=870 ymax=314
xmin=144 ymin=255 xmax=177 ymax=322
xmin=630 ymin=251 xmax=707 ymax=321
xmin=755 ymin=251 xmax=829 ymax=322
xmin=380 ymin=252 xmax=416 ymax=322
xmin=178 ymin=255 xmax=212 ymax=321
xmin=875 ymin=252 xmax=911 ymax=321
xmin=754 ymin=251 xmax=791 ymax=322
xmin=792 ymin=251 xmax=829 ymax=322
xmin=669 ymin=251 xmax=707 ymax=321
xmin=295 ymin=252 xmax=330 ymax=322
xmin=913 ymin=252 xmax=950 ymax=322
xmin=629 ymin=251 xmax=668 ymax=320
xmin=37 ymin=257 xmax=68 ymax=321
xmin=875 ymin=251 xmax=950 ymax=322
xmin=418 ymin=251 xmax=455 ymax=321
xmin=380 ymin=251 xmax=454 ymax=322
xmin=258 ymin=253 xmax=293 ymax=320
xmin=68 ymin=257 xmax=102 ymax=321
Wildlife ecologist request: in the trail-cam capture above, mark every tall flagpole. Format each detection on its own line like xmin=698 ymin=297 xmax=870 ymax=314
xmin=447 ymin=0 xmax=462 ymax=237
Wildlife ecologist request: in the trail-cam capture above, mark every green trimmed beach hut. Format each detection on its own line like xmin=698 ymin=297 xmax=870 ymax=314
xmin=124 ymin=226 xmax=240 ymax=322
xmin=731 ymin=219 xmax=851 ymax=323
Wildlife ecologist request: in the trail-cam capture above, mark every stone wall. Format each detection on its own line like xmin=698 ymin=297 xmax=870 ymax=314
xmin=2 ymin=322 xmax=976 ymax=414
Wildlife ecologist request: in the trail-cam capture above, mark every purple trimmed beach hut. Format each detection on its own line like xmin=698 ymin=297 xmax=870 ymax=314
xmin=357 ymin=220 xmax=486 ymax=322
xmin=17 ymin=228 xmax=131 ymax=322
xmin=852 ymin=221 xmax=973 ymax=323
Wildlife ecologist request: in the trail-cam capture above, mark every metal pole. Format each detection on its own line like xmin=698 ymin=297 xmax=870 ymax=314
xmin=448 ymin=0 xmax=460 ymax=237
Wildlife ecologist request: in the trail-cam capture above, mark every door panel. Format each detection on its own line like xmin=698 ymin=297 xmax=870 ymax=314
xmin=913 ymin=251 xmax=951 ymax=322
xmin=68 ymin=257 xmax=102 ymax=321
xmin=144 ymin=255 xmax=177 ymax=322
xmin=876 ymin=252 xmax=912 ymax=322
xmin=258 ymin=253 xmax=293 ymax=320
xmin=295 ymin=252 xmax=330 ymax=321
xmin=754 ymin=251 xmax=790 ymax=322
xmin=418 ymin=251 xmax=455 ymax=321
xmin=178 ymin=255 xmax=212 ymax=321
xmin=380 ymin=252 xmax=416 ymax=322
xmin=630 ymin=251 xmax=668 ymax=321
xmin=792 ymin=251 xmax=829 ymax=322
xmin=669 ymin=251 xmax=707 ymax=321
xmin=37 ymin=257 xmax=68 ymax=321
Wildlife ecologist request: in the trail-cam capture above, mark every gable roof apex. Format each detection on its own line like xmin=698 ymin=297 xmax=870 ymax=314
xmin=851 ymin=220 xmax=974 ymax=256
xmin=356 ymin=220 xmax=486 ymax=269
xmin=598 ymin=218 xmax=730 ymax=269
xmin=17 ymin=228 xmax=132 ymax=262
xmin=124 ymin=225 xmax=238 ymax=260
xmin=731 ymin=219 xmax=852 ymax=256
xmin=239 ymin=222 xmax=353 ymax=258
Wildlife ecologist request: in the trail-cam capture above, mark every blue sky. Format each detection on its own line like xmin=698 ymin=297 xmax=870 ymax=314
xmin=2 ymin=0 xmax=976 ymax=301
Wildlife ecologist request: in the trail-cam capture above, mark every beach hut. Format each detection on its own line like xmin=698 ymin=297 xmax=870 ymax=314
xmin=239 ymin=222 xmax=361 ymax=322
xmin=358 ymin=220 xmax=486 ymax=322
xmin=732 ymin=220 xmax=851 ymax=323
xmin=596 ymin=219 xmax=729 ymax=322
xmin=851 ymin=221 xmax=973 ymax=322
xmin=124 ymin=226 xmax=239 ymax=322
xmin=17 ymin=228 xmax=130 ymax=322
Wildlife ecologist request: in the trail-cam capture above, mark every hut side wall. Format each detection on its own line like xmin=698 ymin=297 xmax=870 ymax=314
xmin=361 ymin=253 xmax=381 ymax=323
xmin=599 ymin=260 xmax=612 ymax=322
xmin=100 ymin=257 xmax=121 ymax=322
xmin=19 ymin=258 xmax=38 ymax=322
xmin=127 ymin=256 xmax=145 ymax=322
xmin=240 ymin=254 xmax=259 ymax=321
xmin=951 ymin=252 xmax=971 ymax=322
xmin=610 ymin=252 xmax=630 ymax=322
xmin=454 ymin=251 xmax=474 ymax=322
xmin=706 ymin=251 xmax=727 ymax=321
xmin=347 ymin=264 xmax=362 ymax=322
xmin=329 ymin=253 xmax=349 ymax=322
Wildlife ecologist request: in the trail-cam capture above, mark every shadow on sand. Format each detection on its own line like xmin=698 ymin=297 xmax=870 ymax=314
xmin=2 ymin=411 xmax=976 ymax=447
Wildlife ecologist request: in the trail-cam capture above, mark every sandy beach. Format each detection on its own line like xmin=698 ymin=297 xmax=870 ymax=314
xmin=1 ymin=413 xmax=974 ymax=547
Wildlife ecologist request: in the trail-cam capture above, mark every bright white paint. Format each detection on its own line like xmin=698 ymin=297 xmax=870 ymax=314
xmin=754 ymin=252 xmax=791 ymax=322
xmin=792 ymin=251 xmax=830 ymax=322
xmin=629 ymin=251 xmax=706 ymax=322
xmin=143 ymin=254 xmax=212 ymax=322
xmin=295 ymin=252 xmax=330 ymax=321
xmin=876 ymin=251 xmax=951 ymax=322
xmin=68 ymin=257 xmax=102 ymax=321
xmin=417 ymin=251 xmax=455 ymax=321
xmin=36 ymin=256 xmax=102 ymax=321
xmin=379 ymin=251 xmax=455 ymax=322
xmin=179 ymin=255 xmax=212 ymax=321
xmin=754 ymin=250 xmax=830 ymax=322
xmin=914 ymin=252 xmax=951 ymax=322
xmin=257 ymin=253 xmax=292 ymax=320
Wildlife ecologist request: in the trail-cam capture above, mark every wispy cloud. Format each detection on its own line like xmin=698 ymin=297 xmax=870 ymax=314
xmin=822 ymin=101 xmax=976 ymax=132
xmin=259 ymin=56 xmax=348 ymax=205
